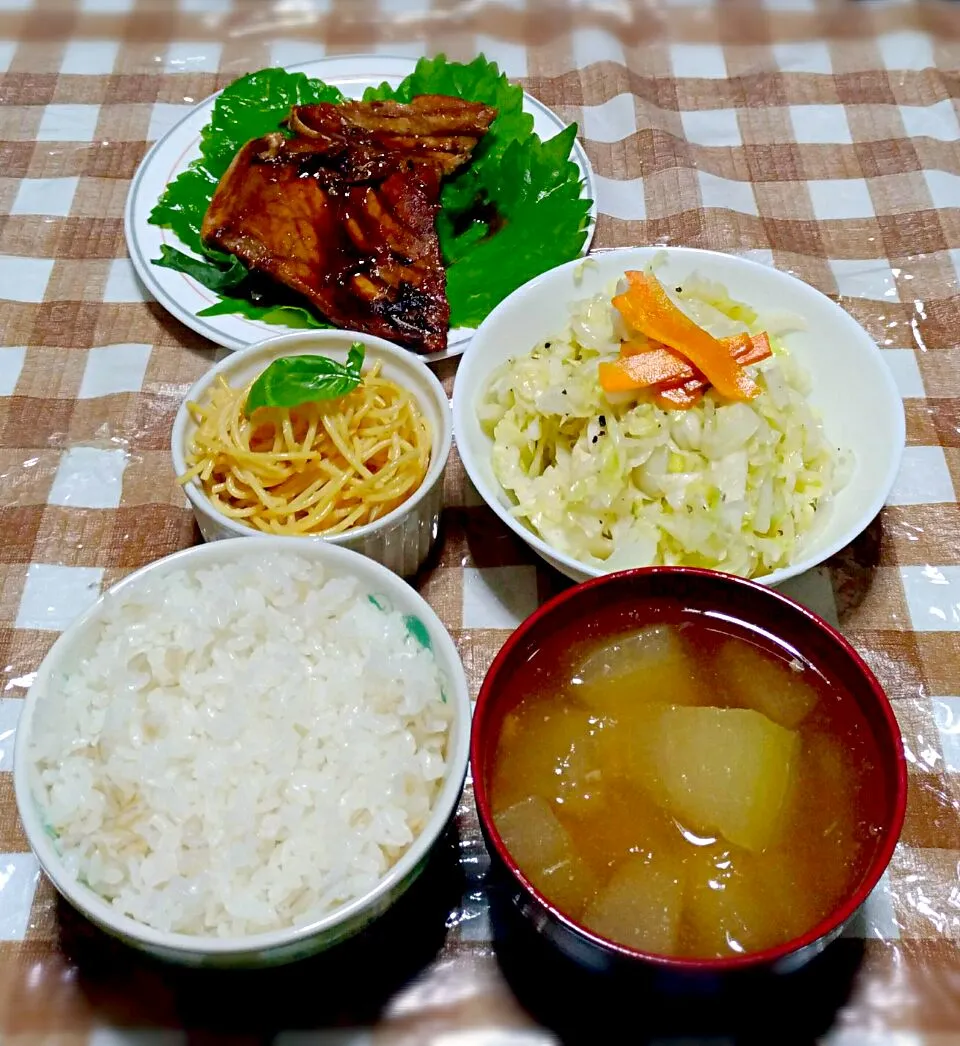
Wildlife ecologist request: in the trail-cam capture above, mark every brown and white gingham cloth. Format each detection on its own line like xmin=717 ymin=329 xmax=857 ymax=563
xmin=1 ymin=0 xmax=959 ymax=1039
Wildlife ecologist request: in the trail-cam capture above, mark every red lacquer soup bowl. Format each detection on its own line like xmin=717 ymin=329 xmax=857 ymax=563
xmin=471 ymin=567 xmax=907 ymax=977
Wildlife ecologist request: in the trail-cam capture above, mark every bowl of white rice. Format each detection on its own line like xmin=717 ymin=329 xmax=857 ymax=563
xmin=14 ymin=538 xmax=470 ymax=967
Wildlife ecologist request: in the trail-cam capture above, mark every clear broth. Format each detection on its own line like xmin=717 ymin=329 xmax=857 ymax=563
xmin=489 ymin=610 xmax=886 ymax=959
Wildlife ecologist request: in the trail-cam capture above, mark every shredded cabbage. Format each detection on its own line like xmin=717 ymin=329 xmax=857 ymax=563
xmin=479 ymin=273 xmax=848 ymax=579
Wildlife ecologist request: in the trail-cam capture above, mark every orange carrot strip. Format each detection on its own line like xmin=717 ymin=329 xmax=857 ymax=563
xmin=668 ymin=333 xmax=773 ymax=401
xmin=613 ymin=271 xmax=759 ymax=401
xmin=621 ymin=332 xmax=771 ymax=370
xmin=722 ymin=333 xmax=752 ymax=359
xmin=621 ymin=347 xmax=692 ymax=387
xmin=619 ymin=338 xmax=656 ymax=358
xmin=619 ymin=337 xmax=653 ymax=358
xmin=653 ymin=384 xmax=701 ymax=410
xmin=601 ymin=330 xmax=774 ymax=405
xmin=733 ymin=331 xmax=771 ymax=367
xmin=598 ymin=361 xmax=642 ymax=393
xmin=599 ymin=352 xmax=691 ymax=393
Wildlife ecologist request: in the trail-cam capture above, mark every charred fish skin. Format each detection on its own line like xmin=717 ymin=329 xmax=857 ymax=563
xmin=200 ymin=97 xmax=497 ymax=353
xmin=288 ymin=95 xmax=498 ymax=176
xmin=202 ymin=132 xmax=449 ymax=353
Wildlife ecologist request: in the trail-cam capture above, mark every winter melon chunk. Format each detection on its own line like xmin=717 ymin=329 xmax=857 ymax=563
xmin=494 ymin=795 xmax=596 ymax=917
xmin=682 ymin=845 xmax=814 ymax=958
xmin=582 ymin=850 xmax=685 ymax=953
xmin=495 ymin=794 xmax=571 ymax=872
xmin=649 ymin=706 xmax=799 ymax=853
xmin=569 ymin=625 xmax=703 ymax=716
xmin=491 ymin=701 xmax=608 ymax=817
xmin=713 ymin=639 xmax=818 ymax=730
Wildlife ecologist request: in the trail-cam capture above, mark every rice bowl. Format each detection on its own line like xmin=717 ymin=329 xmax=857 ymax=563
xmin=14 ymin=538 xmax=471 ymax=966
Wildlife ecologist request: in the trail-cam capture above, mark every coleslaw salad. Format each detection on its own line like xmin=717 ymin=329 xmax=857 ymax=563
xmin=478 ymin=267 xmax=849 ymax=579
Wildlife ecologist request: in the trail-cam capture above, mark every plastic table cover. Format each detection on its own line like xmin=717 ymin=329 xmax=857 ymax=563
xmin=0 ymin=0 xmax=958 ymax=1041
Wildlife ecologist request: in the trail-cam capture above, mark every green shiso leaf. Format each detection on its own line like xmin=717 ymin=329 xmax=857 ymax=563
xmin=148 ymin=166 xmax=218 ymax=257
xmin=197 ymin=295 xmax=332 ymax=329
xmin=441 ymin=123 xmax=591 ymax=327
xmin=153 ymin=244 xmax=249 ymax=293
xmin=199 ymin=68 xmax=344 ymax=180
xmin=147 ymin=56 xmax=592 ymax=336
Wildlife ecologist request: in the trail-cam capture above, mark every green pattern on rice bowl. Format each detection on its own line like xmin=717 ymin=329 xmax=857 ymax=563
xmin=27 ymin=553 xmax=452 ymax=938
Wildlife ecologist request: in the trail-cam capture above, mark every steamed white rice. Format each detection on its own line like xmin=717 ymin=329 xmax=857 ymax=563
xmin=29 ymin=553 xmax=452 ymax=938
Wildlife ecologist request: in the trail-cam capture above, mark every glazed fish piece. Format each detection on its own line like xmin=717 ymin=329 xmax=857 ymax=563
xmin=200 ymin=131 xmax=449 ymax=353
xmin=289 ymin=95 xmax=498 ymax=175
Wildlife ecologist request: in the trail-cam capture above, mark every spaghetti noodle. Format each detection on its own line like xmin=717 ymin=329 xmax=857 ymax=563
xmin=179 ymin=363 xmax=432 ymax=535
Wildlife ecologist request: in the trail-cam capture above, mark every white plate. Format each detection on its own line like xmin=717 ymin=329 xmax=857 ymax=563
xmin=452 ymin=246 xmax=905 ymax=586
xmin=124 ymin=54 xmax=597 ymax=362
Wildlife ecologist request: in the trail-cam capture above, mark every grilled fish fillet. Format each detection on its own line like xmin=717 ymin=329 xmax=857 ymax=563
xmin=289 ymin=95 xmax=497 ymax=175
xmin=201 ymin=132 xmax=449 ymax=352
xmin=200 ymin=97 xmax=497 ymax=352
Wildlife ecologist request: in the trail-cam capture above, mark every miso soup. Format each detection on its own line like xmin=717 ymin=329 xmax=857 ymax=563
xmin=489 ymin=612 xmax=886 ymax=959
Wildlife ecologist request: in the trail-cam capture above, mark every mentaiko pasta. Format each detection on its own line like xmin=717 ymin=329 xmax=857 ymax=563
xmin=179 ymin=363 xmax=431 ymax=535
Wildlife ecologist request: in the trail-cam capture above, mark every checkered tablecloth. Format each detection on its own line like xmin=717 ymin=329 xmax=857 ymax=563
xmin=1 ymin=0 xmax=959 ymax=1040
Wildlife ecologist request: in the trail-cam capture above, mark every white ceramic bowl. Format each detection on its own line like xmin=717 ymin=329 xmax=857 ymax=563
xmin=14 ymin=538 xmax=471 ymax=968
xmin=172 ymin=330 xmax=452 ymax=577
xmin=452 ymin=246 xmax=905 ymax=586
